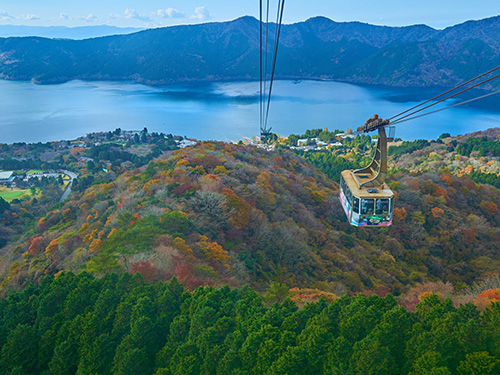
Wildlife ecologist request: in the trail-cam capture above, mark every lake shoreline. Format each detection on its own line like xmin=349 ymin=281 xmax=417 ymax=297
xmin=1 ymin=79 xmax=499 ymax=144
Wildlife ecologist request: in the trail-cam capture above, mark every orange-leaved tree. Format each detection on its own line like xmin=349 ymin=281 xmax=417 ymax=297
xmin=197 ymin=235 xmax=230 ymax=266
xmin=480 ymin=200 xmax=498 ymax=218
xmin=28 ymin=236 xmax=44 ymax=256
xmin=393 ymin=207 xmax=407 ymax=223
xmin=431 ymin=207 xmax=444 ymax=218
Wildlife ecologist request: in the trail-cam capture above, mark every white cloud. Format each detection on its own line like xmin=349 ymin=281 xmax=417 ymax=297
xmin=85 ymin=13 xmax=98 ymax=22
xmin=59 ymin=12 xmax=70 ymax=20
xmin=125 ymin=8 xmax=151 ymax=22
xmin=21 ymin=14 xmax=41 ymax=21
xmin=0 ymin=9 xmax=14 ymax=20
xmin=124 ymin=8 xmax=136 ymax=19
xmin=190 ymin=7 xmax=211 ymax=21
xmin=157 ymin=8 xmax=185 ymax=19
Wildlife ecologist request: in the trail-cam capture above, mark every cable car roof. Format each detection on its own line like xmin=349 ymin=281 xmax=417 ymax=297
xmin=341 ymin=170 xmax=394 ymax=199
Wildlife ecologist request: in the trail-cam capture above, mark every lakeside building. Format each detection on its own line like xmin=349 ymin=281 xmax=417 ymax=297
xmin=0 ymin=171 xmax=14 ymax=184
xmin=177 ymin=139 xmax=197 ymax=148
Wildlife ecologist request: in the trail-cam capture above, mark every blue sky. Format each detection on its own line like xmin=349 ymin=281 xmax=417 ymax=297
xmin=0 ymin=0 xmax=499 ymax=29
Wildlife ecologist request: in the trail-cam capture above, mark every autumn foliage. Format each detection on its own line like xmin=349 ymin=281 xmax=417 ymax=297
xmin=393 ymin=207 xmax=407 ymax=222
xmin=480 ymin=200 xmax=498 ymax=217
xmin=431 ymin=207 xmax=444 ymax=218
xmin=197 ymin=235 xmax=230 ymax=266
xmin=129 ymin=260 xmax=158 ymax=282
xmin=28 ymin=236 xmax=44 ymax=256
xmin=2 ymin=135 xmax=500 ymax=295
xmin=478 ymin=288 xmax=500 ymax=301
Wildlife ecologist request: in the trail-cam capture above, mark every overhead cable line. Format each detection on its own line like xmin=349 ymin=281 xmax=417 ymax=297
xmin=259 ymin=0 xmax=263 ymax=132
xmin=352 ymin=66 xmax=500 ymax=136
xmin=391 ymin=89 xmax=500 ymax=125
xmin=260 ymin=0 xmax=271 ymax=133
xmin=259 ymin=0 xmax=286 ymax=138
xmin=388 ymin=65 xmax=500 ymax=122
xmin=389 ymin=71 xmax=500 ymax=124
xmin=264 ymin=0 xmax=285 ymax=132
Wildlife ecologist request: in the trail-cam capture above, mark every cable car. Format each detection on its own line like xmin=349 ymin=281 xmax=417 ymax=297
xmin=255 ymin=0 xmax=500 ymax=226
xmin=340 ymin=172 xmax=394 ymax=226
xmin=339 ymin=122 xmax=394 ymax=226
xmin=337 ymin=65 xmax=500 ymax=226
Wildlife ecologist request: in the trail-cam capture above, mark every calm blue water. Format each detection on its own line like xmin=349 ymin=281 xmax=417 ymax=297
xmin=0 ymin=79 xmax=499 ymax=144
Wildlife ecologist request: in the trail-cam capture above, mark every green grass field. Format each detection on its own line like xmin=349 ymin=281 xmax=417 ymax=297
xmin=0 ymin=186 xmax=39 ymax=202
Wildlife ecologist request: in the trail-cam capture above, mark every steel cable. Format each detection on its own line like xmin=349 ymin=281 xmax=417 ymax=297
xmin=389 ymin=72 xmax=500 ymax=124
xmin=388 ymin=65 xmax=500 ymax=122
xmin=391 ymin=89 xmax=500 ymax=125
xmin=259 ymin=0 xmax=285 ymax=135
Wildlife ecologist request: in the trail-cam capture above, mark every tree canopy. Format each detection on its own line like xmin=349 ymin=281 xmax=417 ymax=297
xmin=1 ymin=272 xmax=500 ymax=375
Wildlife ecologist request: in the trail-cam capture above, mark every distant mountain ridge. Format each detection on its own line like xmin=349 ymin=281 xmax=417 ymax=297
xmin=0 ymin=25 xmax=143 ymax=40
xmin=1 ymin=16 xmax=500 ymax=87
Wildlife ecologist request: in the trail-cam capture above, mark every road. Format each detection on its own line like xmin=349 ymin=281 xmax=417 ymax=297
xmin=59 ymin=170 xmax=77 ymax=203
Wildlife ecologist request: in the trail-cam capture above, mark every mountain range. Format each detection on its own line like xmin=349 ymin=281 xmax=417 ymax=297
xmin=0 ymin=25 xmax=143 ymax=40
xmin=0 ymin=16 xmax=500 ymax=87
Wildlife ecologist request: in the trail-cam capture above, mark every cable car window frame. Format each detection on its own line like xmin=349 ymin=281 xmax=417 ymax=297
xmin=353 ymin=197 xmax=360 ymax=213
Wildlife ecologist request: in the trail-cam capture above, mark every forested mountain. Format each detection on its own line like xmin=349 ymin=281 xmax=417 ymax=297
xmin=1 ymin=129 xmax=500 ymax=374
xmin=1 ymin=130 xmax=499 ymax=297
xmin=1 ymin=16 xmax=500 ymax=87
xmin=1 ymin=272 xmax=500 ymax=375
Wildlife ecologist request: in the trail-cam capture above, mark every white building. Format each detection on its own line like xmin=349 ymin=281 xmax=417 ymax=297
xmin=0 ymin=171 xmax=14 ymax=182
xmin=178 ymin=139 xmax=197 ymax=148
xmin=0 ymin=171 xmax=14 ymax=183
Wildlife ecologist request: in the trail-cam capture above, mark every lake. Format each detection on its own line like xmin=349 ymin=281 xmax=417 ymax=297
xmin=1 ymin=79 xmax=499 ymax=144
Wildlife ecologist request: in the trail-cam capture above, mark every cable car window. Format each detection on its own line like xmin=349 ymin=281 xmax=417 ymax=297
xmin=376 ymin=199 xmax=390 ymax=214
xmin=353 ymin=197 xmax=360 ymax=213
xmin=361 ymin=199 xmax=374 ymax=215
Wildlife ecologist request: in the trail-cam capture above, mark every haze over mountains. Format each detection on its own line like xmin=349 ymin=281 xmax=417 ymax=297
xmin=0 ymin=15 xmax=500 ymax=87
xmin=0 ymin=25 xmax=143 ymax=40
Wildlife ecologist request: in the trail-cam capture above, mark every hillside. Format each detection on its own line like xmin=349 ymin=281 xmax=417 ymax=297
xmin=2 ymin=272 xmax=500 ymax=375
xmin=1 ymin=130 xmax=499 ymax=296
xmin=1 ymin=16 xmax=500 ymax=88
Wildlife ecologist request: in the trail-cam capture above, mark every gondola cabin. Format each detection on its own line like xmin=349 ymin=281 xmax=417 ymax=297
xmin=340 ymin=170 xmax=394 ymax=226
xmin=339 ymin=124 xmax=394 ymax=227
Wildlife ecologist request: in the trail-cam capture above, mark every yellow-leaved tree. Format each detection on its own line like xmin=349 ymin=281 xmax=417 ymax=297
xmin=197 ymin=235 xmax=230 ymax=267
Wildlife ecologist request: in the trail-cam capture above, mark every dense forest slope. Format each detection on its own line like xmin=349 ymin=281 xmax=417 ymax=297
xmin=1 ymin=16 xmax=500 ymax=87
xmin=1 ymin=130 xmax=499 ymax=296
xmin=2 ymin=272 xmax=500 ymax=375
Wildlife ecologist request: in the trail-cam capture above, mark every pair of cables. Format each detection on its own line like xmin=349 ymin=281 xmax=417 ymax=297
xmin=389 ymin=65 xmax=500 ymax=126
xmin=259 ymin=0 xmax=285 ymax=136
